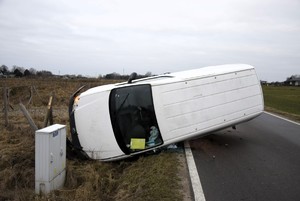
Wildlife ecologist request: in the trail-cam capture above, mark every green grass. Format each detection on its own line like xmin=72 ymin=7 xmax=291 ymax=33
xmin=262 ymin=86 xmax=300 ymax=121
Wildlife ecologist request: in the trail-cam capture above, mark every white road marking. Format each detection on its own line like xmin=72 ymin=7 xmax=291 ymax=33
xmin=184 ymin=141 xmax=206 ymax=201
xmin=264 ymin=111 xmax=300 ymax=126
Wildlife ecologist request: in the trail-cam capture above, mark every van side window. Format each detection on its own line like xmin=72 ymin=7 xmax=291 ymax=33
xmin=109 ymin=84 xmax=162 ymax=154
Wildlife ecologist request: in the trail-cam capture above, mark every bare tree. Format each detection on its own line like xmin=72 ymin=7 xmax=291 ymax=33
xmin=0 ymin=65 xmax=8 ymax=74
xmin=29 ymin=68 xmax=37 ymax=75
xmin=145 ymin=71 xmax=152 ymax=77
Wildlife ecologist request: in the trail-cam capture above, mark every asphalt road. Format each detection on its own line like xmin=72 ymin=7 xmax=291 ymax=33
xmin=189 ymin=112 xmax=300 ymax=201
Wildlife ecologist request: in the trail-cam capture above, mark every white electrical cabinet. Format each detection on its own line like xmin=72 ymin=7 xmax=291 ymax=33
xmin=35 ymin=124 xmax=66 ymax=195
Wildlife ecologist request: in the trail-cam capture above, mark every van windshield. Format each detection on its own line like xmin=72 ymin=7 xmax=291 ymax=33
xmin=109 ymin=84 xmax=162 ymax=154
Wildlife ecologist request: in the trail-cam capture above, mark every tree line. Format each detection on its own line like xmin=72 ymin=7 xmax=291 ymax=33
xmin=101 ymin=71 xmax=153 ymax=80
xmin=0 ymin=64 xmax=153 ymax=80
xmin=261 ymin=74 xmax=300 ymax=86
xmin=0 ymin=64 xmax=52 ymax=77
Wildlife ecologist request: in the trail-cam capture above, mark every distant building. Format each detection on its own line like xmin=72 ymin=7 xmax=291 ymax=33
xmin=260 ymin=80 xmax=268 ymax=86
xmin=285 ymin=75 xmax=300 ymax=86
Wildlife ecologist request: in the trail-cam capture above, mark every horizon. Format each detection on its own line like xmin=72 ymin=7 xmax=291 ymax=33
xmin=1 ymin=63 xmax=298 ymax=82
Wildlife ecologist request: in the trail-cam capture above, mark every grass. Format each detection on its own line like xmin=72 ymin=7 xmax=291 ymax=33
xmin=262 ymin=86 xmax=300 ymax=122
xmin=35 ymin=152 xmax=182 ymax=201
xmin=0 ymin=77 xmax=186 ymax=201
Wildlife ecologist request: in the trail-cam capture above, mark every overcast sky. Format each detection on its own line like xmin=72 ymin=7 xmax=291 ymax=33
xmin=0 ymin=0 xmax=299 ymax=81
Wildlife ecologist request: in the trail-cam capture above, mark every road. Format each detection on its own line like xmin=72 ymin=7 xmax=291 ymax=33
xmin=188 ymin=112 xmax=300 ymax=201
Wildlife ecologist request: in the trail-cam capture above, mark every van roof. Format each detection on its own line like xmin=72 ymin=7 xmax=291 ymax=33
xmin=81 ymin=64 xmax=255 ymax=96
xmin=170 ymin=64 xmax=253 ymax=79
xmin=130 ymin=64 xmax=254 ymax=85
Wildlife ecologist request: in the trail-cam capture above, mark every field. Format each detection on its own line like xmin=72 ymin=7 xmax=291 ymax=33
xmin=0 ymin=78 xmax=190 ymax=201
xmin=3 ymin=79 xmax=297 ymax=200
xmin=262 ymin=86 xmax=300 ymax=122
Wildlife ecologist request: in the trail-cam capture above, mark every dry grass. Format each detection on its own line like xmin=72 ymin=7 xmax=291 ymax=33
xmin=0 ymin=77 xmax=186 ymax=201
xmin=42 ymin=152 xmax=182 ymax=201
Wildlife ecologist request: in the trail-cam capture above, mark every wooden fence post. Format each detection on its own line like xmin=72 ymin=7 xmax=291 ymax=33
xmin=19 ymin=103 xmax=38 ymax=131
xmin=43 ymin=95 xmax=54 ymax=127
xmin=3 ymin=87 xmax=8 ymax=127
xmin=27 ymin=86 xmax=34 ymax=105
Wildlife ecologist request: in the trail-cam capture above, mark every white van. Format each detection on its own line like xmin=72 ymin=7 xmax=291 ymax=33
xmin=69 ymin=64 xmax=264 ymax=161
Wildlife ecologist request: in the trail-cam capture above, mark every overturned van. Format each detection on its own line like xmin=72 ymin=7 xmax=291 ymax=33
xmin=69 ymin=64 xmax=264 ymax=161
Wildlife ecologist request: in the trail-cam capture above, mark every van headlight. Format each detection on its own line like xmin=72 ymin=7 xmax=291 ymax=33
xmin=73 ymin=96 xmax=80 ymax=111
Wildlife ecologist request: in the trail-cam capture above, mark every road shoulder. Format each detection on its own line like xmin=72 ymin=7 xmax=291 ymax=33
xmin=184 ymin=141 xmax=206 ymax=201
